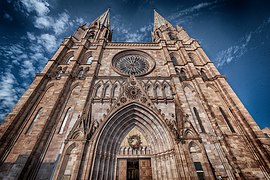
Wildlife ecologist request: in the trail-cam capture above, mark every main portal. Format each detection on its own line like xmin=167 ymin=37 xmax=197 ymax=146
xmin=117 ymin=158 xmax=152 ymax=180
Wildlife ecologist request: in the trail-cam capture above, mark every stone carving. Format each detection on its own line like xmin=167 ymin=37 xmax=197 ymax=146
xmin=125 ymin=86 xmax=142 ymax=100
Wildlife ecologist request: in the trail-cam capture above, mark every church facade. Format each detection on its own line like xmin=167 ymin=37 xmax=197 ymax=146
xmin=0 ymin=9 xmax=269 ymax=179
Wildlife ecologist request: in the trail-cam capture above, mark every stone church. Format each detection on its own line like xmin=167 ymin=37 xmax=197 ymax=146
xmin=0 ymin=9 xmax=269 ymax=180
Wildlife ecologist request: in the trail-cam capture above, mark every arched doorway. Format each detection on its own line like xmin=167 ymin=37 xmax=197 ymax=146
xmin=90 ymin=103 xmax=178 ymax=180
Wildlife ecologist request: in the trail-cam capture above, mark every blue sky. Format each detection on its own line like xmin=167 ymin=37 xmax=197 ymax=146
xmin=0 ymin=0 xmax=270 ymax=128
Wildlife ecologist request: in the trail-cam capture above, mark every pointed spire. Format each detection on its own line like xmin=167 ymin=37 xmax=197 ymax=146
xmin=154 ymin=9 xmax=172 ymax=31
xmin=92 ymin=9 xmax=110 ymax=28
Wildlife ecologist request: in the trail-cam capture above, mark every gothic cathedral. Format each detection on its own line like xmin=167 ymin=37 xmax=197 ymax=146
xmin=0 ymin=9 xmax=269 ymax=180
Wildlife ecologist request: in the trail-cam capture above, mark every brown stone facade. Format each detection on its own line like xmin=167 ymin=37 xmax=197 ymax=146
xmin=0 ymin=9 xmax=269 ymax=180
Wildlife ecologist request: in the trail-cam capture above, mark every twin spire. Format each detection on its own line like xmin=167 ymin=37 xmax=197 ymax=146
xmin=92 ymin=9 xmax=173 ymax=31
xmin=153 ymin=9 xmax=173 ymax=31
xmin=92 ymin=9 xmax=110 ymax=28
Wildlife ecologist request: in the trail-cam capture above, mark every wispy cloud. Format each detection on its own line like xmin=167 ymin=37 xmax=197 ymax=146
xmin=169 ymin=0 xmax=224 ymax=24
xmin=215 ymin=34 xmax=251 ymax=67
xmin=215 ymin=17 xmax=270 ymax=67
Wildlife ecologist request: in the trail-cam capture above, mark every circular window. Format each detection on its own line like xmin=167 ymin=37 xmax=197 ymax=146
xmin=112 ymin=50 xmax=155 ymax=76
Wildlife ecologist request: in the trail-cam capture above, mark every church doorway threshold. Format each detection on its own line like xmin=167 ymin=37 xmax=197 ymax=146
xmin=117 ymin=158 xmax=152 ymax=180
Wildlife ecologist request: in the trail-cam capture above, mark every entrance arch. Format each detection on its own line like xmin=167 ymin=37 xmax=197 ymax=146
xmin=90 ymin=103 xmax=178 ymax=180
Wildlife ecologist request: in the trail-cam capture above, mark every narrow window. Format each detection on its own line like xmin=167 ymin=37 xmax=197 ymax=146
xmin=104 ymin=30 xmax=109 ymax=38
xmin=156 ymin=31 xmax=161 ymax=38
xmin=264 ymin=133 xmax=270 ymax=138
xmin=59 ymin=108 xmax=72 ymax=134
xmin=168 ymin=33 xmax=178 ymax=40
xmin=89 ymin=31 xmax=95 ymax=39
xmin=194 ymin=162 xmax=205 ymax=180
xmin=180 ymin=69 xmax=187 ymax=81
xmin=219 ymin=107 xmax=235 ymax=133
xmin=66 ymin=56 xmax=74 ymax=64
xmin=171 ymin=57 xmax=178 ymax=66
xmin=86 ymin=56 xmax=93 ymax=65
xmin=56 ymin=68 xmax=63 ymax=78
xmin=26 ymin=108 xmax=43 ymax=134
xmin=200 ymin=70 xmax=208 ymax=81
xmin=193 ymin=107 xmax=205 ymax=133
xmin=78 ymin=69 xmax=84 ymax=78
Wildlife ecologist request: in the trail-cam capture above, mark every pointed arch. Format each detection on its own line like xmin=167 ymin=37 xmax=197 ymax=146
xmin=169 ymin=52 xmax=183 ymax=65
xmin=93 ymin=82 xmax=103 ymax=98
xmin=193 ymin=107 xmax=205 ymax=133
xmin=103 ymin=82 xmax=111 ymax=98
xmin=145 ymin=81 xmax=154 ymax=98
xmin=188 ymin=52 xmax=204 ymax=65
xmin=180 ymin=68 xmax=187 ymax=81
xmin=111 ymin=81 xmax=121 ymax=98
xmin=89 ymin=103 xmax=177 ymax=180
xmin=25 ymin=107 xmax=43 ymax=134
xmin=163 ymin=81 xmax=172 ymax=98
xmin=63 ymin=51 xmax=74 ymax=64
xmin=57 ymin=142 xmax=77 ymax=179
xmin=59 ymin=107 xmax=72 ymax=134
xmin=154 ymin=82 xmax=163 ymax=98
xmin=200 ymin=68 xmax=208 ymax=81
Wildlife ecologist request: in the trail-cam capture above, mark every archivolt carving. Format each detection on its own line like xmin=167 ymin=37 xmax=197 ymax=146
xmin=90 ymin=103 xmax=176 ymax=180
xmin=93 ymin=79 xmax=173 ymax=101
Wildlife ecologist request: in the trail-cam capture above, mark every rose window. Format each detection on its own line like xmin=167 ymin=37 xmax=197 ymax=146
xmin=115 ymin=55 xmax=149 ymax=76
xmin=112 ymin=50 xmax=155 ymax=77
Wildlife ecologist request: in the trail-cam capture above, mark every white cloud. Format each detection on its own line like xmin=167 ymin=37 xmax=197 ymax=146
xmin=0 ymin=70 xmax=22 ymax=120
xmin=34 ymin=16 xmax=53 ymax=29
xmin=215 ymin=17 xmax=270 ymax=67
xmin=53 ymin=13 xmax=70 ymax=35
xmin=27 ymin=32 xmax=36 ymax=41
xmin=20 ymin=60 xmax=36 ymax=78
xmin=33 ymin=13 xmax=70 ymax=35
xmin=20 ymin=0 xmax=50 ymax=16
xmin=37 ymin=33 xmax=57 ymax=52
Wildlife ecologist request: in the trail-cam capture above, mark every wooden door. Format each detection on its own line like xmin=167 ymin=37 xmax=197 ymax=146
xmin=118 ymin=159 xmax=127 ymax=180
xmin=139 ymin=159 xmax=152 ymax=180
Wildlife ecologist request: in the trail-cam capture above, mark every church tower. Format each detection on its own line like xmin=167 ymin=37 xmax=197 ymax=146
xmin=0 ymin=9 xmax=269 ymax=180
